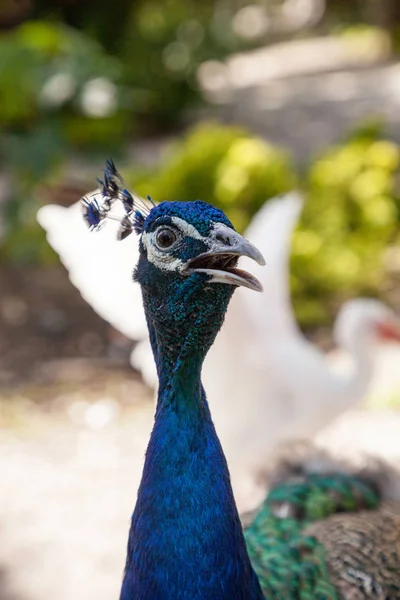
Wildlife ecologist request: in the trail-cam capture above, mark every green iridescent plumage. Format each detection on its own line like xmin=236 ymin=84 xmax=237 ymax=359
xmin=245 ymin=473 xmax=381 ymax=599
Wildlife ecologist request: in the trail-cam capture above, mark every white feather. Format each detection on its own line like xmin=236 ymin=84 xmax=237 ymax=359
xmin=37 ymin=200 xmax=147 ymax=341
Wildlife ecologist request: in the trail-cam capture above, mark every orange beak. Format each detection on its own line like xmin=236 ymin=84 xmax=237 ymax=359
xmin=376 ymin=320 xmax=400 ymax=343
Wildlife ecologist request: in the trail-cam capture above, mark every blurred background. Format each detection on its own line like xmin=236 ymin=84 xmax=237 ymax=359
xmin=1 ymin=1 xmax=400 ymax=599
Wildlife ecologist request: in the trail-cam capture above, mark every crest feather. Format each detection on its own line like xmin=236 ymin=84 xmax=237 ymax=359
xmin=81 ymin=160 xmax=153 ymax=238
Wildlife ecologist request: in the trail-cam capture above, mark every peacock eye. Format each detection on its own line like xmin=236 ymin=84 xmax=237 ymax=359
xmin=155 ymin=227 xmax=177 ymax=250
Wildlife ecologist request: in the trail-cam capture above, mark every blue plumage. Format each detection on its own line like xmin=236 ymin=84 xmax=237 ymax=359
xmin=121 ymin=391 xmax=262 ymax=600
xmin=141 ymin=200 xmax=233 ymax=236
xmin=81 ymin=196 xmax=103 ymax=230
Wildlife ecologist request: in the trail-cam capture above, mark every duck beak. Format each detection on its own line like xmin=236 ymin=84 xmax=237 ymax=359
xmin=376 ymin=319 xmax=400 ymax=343
xmin=183 ymin=224 xmax=265 ymax=292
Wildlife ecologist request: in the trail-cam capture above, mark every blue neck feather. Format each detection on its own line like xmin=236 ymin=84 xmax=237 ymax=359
xmin=120 ymin=277 xmax=263 ymax=599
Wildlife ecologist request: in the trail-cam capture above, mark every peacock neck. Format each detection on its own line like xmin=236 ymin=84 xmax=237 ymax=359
xmin=151 ymin=322 xmax=204 ymax=409
xmin=120 ymin=311 xmax=264 ymax=600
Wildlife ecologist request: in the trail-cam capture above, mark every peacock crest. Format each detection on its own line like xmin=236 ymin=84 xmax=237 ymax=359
xmin=81 ymin=159 xmax=154 ymax=239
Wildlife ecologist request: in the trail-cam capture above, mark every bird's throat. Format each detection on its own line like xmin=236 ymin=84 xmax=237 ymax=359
xmin=140 ymin=274 xmax=233 ymax=382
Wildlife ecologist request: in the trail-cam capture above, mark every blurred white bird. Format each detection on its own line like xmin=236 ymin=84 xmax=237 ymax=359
xmin=37 ymin=192 xmax=400 ymax=512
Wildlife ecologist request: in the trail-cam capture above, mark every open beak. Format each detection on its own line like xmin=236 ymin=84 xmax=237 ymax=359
xmin=183 ymin=224 xmax=265 ymax=292
xmin=376 ymin=320 xmax=400 ymax=343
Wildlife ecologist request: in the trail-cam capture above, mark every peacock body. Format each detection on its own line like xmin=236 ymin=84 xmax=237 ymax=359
xmin=82 ymin=161 xmax=400 ymax=600
xmin=245 ymin=470 xmax=400 ymax=599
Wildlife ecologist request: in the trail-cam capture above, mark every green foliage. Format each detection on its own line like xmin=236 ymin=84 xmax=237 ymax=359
xmin=292 ymin=124 xmax=400 ymax=324
xmin=0 ymin=20 xmax=129 ymax=263
xmin=118 ymin=1 xmax=215 ymax=128
xmin=0 ymin=20 xmax=127 ymax=145
xmin=30 ymin=1 xmax=255 ymax=130
xmin=128 ymin=122 xmax=297 ymax=232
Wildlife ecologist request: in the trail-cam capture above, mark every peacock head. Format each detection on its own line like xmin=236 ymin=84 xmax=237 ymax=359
xmin=82 ymin=160 xmax=265 ymax=358
xmin=135 ymin=199 xmax=264 ymax=325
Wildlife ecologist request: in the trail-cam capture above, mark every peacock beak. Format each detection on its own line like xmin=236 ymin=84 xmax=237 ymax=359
xmin=183 ymin=223 xmax=265 ymax=292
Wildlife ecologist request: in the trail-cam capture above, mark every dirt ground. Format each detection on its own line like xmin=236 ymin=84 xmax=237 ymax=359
xmin=0 ymin=375 xmax=153 ymax=600
xmin=0 ymin=265 xmax=123 ymax=388
xmin=0 ymin=263 xmax=152 ymax=600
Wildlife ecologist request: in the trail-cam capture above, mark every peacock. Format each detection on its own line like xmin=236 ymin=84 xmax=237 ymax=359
xmin=82 ymin=161 xmax=400 ymax=600
xmin=38 ymin=186 xmax=400 ymax=514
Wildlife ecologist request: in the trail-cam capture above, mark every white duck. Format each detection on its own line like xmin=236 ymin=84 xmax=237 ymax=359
xmin=37 ymin=192 xmax=400 ymax=512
